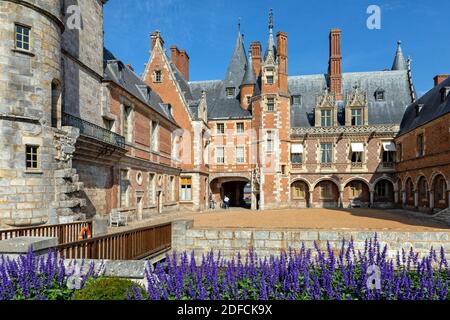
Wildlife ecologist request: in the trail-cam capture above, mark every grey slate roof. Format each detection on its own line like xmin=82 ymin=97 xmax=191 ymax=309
xmin=103 ymin=48 xmax=176 ymax=123
xmin=241 ymin=53 xmax=257 ymax=86
xmin=398 ymin=76 xmax=450 ymax=136
xmin=289 ymin=70 xmax=414 ymax=127
xmin=223 ymin=31 xmax=248 ymax=93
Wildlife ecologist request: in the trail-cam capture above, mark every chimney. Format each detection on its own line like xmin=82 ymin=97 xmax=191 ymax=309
xmin=328 ymin=28 xmax=343 ymax=100
xmin=434 ymin=74 xmax=450 ymax=87
xmin=276 ymin=31 xmax=288 ymax=93
xmin=151 ymin=30 xmax=164 ymax=50
xmin=250 ymin=41 xmax=262 ymax=77
xmin=170 ymin=45 xmax=189 ymax=81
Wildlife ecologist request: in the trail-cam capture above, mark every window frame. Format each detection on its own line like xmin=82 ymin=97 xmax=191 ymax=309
xmin=180 ymin=176 xmax=193 ymax=201
xmin=321 ymin=143 xmax=333 ymax=164
xmin=25 ymin=145 xmax=40 ymax=171
xmin=226 ymin=87 xmax=235 ymax=98
xmin=216 ymin=147 xmax=225 ymax=164
xmin=236 ymin=146 xmax=245 ymax=164
xmin=416 ymin=133 xmax=424 ymax=157
xmin=321 ymin=109 xmax=332 ymax=127
xmin=216 ymin=123 xmax=225 ymax=135
xmin=351 ymin=108 xmax=362 ymax=126
xmin=154 ymin=70 xmax=162 ymax=83
xmin=119 ymin=169 xmax=129 ymax=208
xmin=266 ymin=97 xmax=275 ymax=112
xmin=15 ymin=23 xmax=31 ymax=52
xmin=292 ymin=182 xmax=306 ymax=200
xmin=236 ymin=122 xmax=245 ymax=134
xmin=266 ymin=130 xmax=275 ymax=153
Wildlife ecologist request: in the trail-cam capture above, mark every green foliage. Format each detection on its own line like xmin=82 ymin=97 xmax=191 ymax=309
xmin=72 ymin=277 xmax=147 ymax=301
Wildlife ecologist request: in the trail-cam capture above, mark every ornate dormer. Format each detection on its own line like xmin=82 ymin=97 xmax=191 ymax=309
xmin=314 ymin=89 xmax=337 ymax=127
xmin=345 ymin=85 xmax=368 ymax=126
xmin=262 ymin=9 xmax=278 ymax=88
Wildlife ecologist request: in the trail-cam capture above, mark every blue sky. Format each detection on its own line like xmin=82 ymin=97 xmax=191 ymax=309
xmin=104 ymin=0 xmax=449 ymax=97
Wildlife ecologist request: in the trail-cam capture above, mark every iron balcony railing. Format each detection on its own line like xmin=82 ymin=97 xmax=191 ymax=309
xmin=62 ymin=112 xmax=125 ymax=149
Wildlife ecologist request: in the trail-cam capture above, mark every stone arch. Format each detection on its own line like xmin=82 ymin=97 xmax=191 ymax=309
xmin=415 ymin=174 xmax=429 ymax=190
xmin=373 ymin=179 xmax=395 ymax=206
xmin=371 ymin=176 xmax=397 ymax=192
xmin=290 ymin=178 xmax=312 ymax=192
xmin=312 ymin=178 xmax=340 ymax=208
xmin=430 ymin=171 xmax=448 ymax=189
xmin=290 ymin=180 xmax=310 ymax=208
xmin=405 ymin=177 xmax=415 ymax=206
xmin=431 ymin=173 xmax=449 ymax=210
xmin=343 ymin=179 xmax=370 ymax=208
xmin=417 ymin=176 xmax=430 ymax=210
xmin=312 ymin=177 xmax=341 ymax=192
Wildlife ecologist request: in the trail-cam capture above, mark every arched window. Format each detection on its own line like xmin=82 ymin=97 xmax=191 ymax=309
xmin=51 ymin=79 xmax=61 ymax=128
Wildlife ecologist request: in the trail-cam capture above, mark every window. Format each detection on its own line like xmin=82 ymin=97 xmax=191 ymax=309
xmin=375 ymin=90 xmax=385 ymax=101
xmin=383 ymin=151 xmax=395 ymax=163
xmin=216 ymin=147 xmax=225 ymax=164
xmin=181 ymin=177 xmax=192 ymax=201
xmin=226 ymin=87 xmax=235 ymax=98
xmin=291 ymin=153 xmax=303 ymax=164
xmin=120 ymin=170 xmax=129 ymax=207
xmin=267 ymin=98 xmax=275 ymax=112
xmin=148 ymin=173 xmax=155 ymax=205
xmin=154 ymin=70 xmax=162 ymax=83
xmin=321 ymin=143 xmax=333 ymax=163
xmin=292 ymin=182 xmax=306 ymax=200
xmin=246 ymin=96 xmax=251 ymax=105
xmin=281 ymin=165 xmax=287 ymax=175
xmin=419 ymin=179 xmax=428 ymax=200
xmin=103 ymin=119 xmax=114 ymax=131
xmin=417 ymin=134 xmax=424 ymax=157
xmin=291 ymin=95 xmax=302 ymax=105
xmin=321 ymin=110 xmax=332 ymax=127
xmin=123 ymin=105 xmax=132 ymax=142
xmin=151 ymin=120 xmax=159 ymax=152
xmin=351 ymin=109 xmax=362 ymax=126
xmin=441 ymin=87 xmax=450 ymax=102
xmin=216 ymin=123 xmax=225 ymax=135
xmin=236 ymin=146 xmax=245 ymax=163
xmin=266 ymin=68 xmax=274 ymax=84
xmin=267 ymin=131 xmax=274 ymax=152
xmin=351 ymin=152 xmax=363 ymax=163
xmin=15 ymin=24 xmax=30 ymax=51
xmin=25 ymin=145 xmax=39 ymax=170
xmin=438 ymin=178 xmax=446 ymax=201
xmin=350 ymin=182 xmax=363 ymax=198
xmin=321 ymin=183 xmax=332 ymax=198
xmin=169 ymin=176 xmax=175 ymax=201
xmin=236 ymin=123 xmax=245 ymax=134
xmin=397 ymin=143 xmax=403 ymax=162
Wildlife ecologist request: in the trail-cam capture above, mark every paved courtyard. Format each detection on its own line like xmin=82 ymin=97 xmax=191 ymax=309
xmin=189 ymin=208 xmax=449 ymax=231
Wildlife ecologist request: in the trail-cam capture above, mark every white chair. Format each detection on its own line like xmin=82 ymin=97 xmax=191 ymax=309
xmin=110 ymin=209 xmax=128 ymax=227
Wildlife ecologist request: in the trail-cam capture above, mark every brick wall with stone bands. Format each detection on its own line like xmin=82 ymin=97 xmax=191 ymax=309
xmin=172 ymin=219 xmax=450 ymax=260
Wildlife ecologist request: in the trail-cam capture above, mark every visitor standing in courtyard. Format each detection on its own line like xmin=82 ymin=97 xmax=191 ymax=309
xmin=224 ymin=195 xmax=230 ymax=209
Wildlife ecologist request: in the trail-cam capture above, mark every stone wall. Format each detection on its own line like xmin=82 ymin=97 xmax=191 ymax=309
xmin=172 ymin=220 xmax=450 ymax=260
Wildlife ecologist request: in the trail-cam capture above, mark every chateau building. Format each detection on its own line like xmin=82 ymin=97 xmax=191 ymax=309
xmin=0 ymin=2 xmax=448 ymax=227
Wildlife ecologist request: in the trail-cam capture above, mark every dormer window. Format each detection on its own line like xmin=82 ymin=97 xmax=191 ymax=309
xmin=415 ymin=104 xmax=424 ymax=117
xmin=226 ymin=87 xmax=235 ymax=98
xmin=321 ymin=109 xmax=333 ymax=127
xmin=291 ymin=95 xmax=302 ymax=105
xmin=154 ymin=70 xmax=162 ymax=83
xmin=441 ymin=87 xmax=450 ymax=102
xmin=351 ymin=108 xmax=362 ymax=126
xmin=375 ymin=90 xmax=385 ymax=101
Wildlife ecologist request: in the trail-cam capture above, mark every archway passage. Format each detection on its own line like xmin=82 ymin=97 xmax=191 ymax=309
xmin=312 ymin=180 xmax=339 ymax=208
xmin=344 ymin=180 xmax=370 ymax=208
xmin=374 ymin=179 xmax=395 ymax=207
xmin=210 ymin=177 xmax=251 ymax=209
xmin=291 ymin=180 xmax=310 ymax=208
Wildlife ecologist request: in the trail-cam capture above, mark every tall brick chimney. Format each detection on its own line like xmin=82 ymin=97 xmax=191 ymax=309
xmin=170 ymin=45 xmax=190 ymax=81
xmin=250 ymin=41 xmax=262 ymax=77
xmin=276 ymin=31 xmax=288 ymax=93
xmin=151 ymin=30 xmax=164 ymax=49
xmin=328 ymin=28 xmax=342 ymax=100
xmin=434 ymin=74 xmax=450 ymax=87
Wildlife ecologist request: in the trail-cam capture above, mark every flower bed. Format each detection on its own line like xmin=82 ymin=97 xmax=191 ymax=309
xmin=137 ymin=236 xmax=449 ymax=300
xmin=0 ymin=236 xmax=449 ymax=300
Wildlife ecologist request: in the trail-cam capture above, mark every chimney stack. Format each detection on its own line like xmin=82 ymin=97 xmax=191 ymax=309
xmin=250 ymin=41 xmax=262 ymax=77
xmin=328 ymin=28 xmax=342 ymax=100
xmin=276 ymin=31 xmax=288 ymax=93
xmin=170 ymin=45 xmax=190 ymax=81
xmin=151 ymin=30 xmax=164 ymax=50
xmin=434 ymin=74 xmax=449 ymax=87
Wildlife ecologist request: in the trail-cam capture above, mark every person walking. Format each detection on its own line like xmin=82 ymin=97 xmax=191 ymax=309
xmin=224 ymin=195 xmax=230 ymax=209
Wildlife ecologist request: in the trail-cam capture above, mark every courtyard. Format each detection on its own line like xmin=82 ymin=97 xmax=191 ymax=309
xmin=189 ymin=208 xmax=449 ymax=231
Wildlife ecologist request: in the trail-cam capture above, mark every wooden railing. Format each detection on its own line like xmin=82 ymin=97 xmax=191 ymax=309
xmin=0 ymin=221 xmax=93 ymax=245
xmin=57 ymin=223 xmax=172 ymax=261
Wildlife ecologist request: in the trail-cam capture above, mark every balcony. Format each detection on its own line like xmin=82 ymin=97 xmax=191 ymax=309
xmin=382 ymin=162 xmax=395 ymax=169
xmin=62 ymin=112 xmax=125 ymax=149
xmin=351 ymin=162 xmax=363 ymax=168
xmin=291 ymin=163 xmax=303 ymax=170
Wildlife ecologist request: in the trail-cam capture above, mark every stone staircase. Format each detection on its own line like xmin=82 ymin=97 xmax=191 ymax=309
xmin=52 ymin=127 xmax=87 ymax=223
xmin=432 ymin=207 xmax=450 ymax=225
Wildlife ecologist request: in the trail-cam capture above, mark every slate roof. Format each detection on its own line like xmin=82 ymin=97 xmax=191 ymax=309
xmin=392 ymin=41 xmax=406 ymax=71
xmin=398 ymin=76 xmax=450 ymax=136
xmin=103 ymin=48 xmax=176 ymax=123
xmin=289 ymin=70 xmax=414 ymax=127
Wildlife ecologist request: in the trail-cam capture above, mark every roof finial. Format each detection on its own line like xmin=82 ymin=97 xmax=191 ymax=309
xmin=269 ymin=8 xmax=274 ymax=30
xmin=238 ymin=18 xmax=241 ymax=33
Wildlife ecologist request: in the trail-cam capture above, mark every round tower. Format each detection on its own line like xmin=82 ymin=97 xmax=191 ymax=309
xmin=0 ymin=0 xmax=64 ymax=226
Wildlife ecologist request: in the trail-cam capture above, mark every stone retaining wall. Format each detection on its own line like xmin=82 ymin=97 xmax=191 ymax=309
xmin=172 ymin=219 xmax=450 ymax=260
